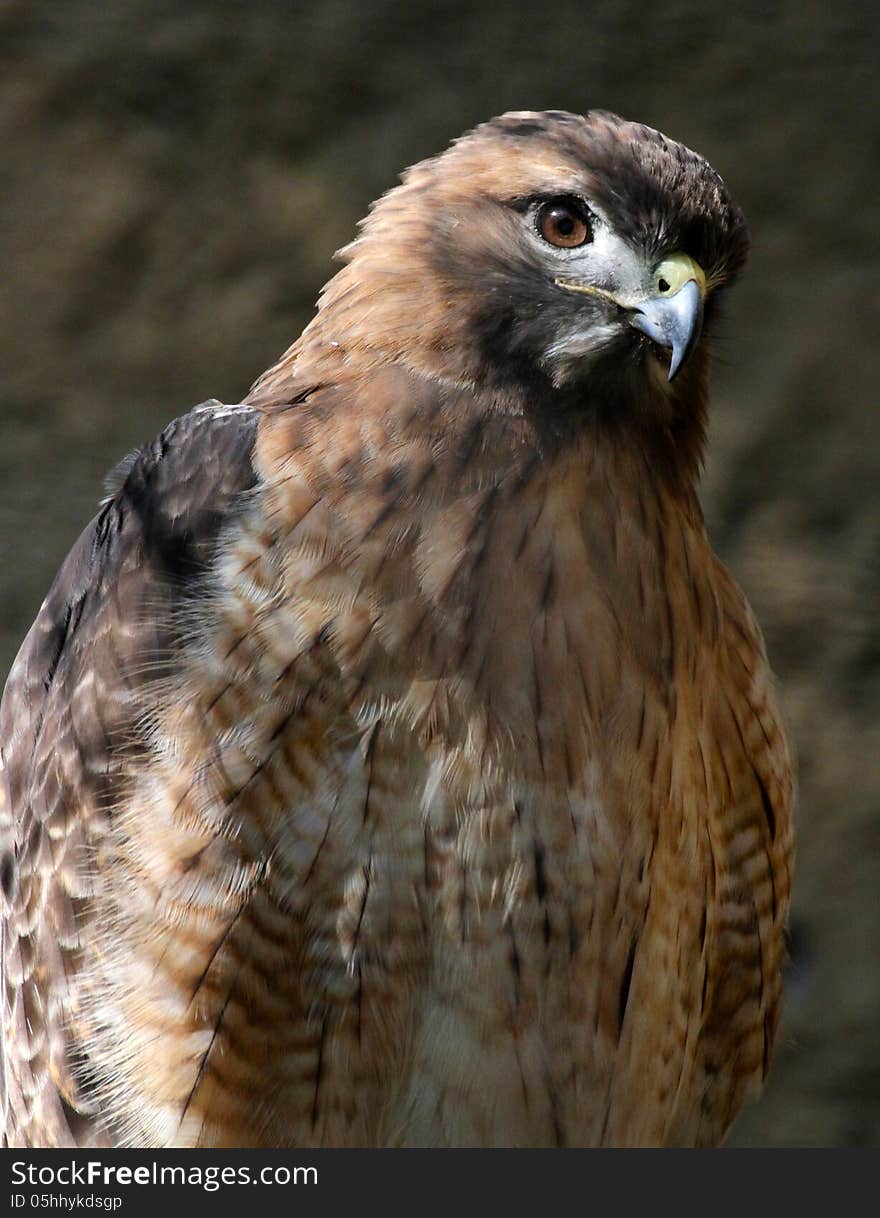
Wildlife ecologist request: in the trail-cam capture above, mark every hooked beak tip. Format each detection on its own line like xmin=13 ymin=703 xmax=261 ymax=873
xmin=629 ymin=277 xmax=704 ymax=381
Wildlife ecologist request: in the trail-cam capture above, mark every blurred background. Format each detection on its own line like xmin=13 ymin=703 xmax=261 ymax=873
xmin=0 ymin=0 xmax=877 ymax=1146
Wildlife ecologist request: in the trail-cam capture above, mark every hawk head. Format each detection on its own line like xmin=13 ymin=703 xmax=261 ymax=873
xmin=255 ymin=110 xmax=748 ymax=468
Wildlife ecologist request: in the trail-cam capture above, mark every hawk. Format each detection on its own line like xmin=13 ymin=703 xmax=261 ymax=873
xmin=1 ymin=110 xmax=793 ymax=1148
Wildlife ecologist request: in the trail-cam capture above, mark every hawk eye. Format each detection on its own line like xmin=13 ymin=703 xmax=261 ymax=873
xmin=536 ymin=198 xmax=592 ymax=249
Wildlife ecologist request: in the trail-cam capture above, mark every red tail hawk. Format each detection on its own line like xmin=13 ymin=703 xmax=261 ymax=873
xmin=1 ymin=110 xmax=793 ymax=1147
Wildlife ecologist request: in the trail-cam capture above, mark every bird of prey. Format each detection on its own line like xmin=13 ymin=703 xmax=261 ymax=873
xmin=0 ymin=110 xmax=793 ymax=1148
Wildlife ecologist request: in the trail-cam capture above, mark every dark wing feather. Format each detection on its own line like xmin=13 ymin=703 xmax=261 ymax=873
xmin=0 ymin=401 xmax=258 ymax=1146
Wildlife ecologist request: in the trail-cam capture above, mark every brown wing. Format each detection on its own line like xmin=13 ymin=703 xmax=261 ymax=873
xmin=0 ymin=402 xmax=258 ymax=1146
xmin=687 ymin=563 xmax=795 ymax=1146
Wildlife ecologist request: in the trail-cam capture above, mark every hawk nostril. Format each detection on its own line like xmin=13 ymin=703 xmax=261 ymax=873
xmin=658 ymin=278 xmax=671 ymax=293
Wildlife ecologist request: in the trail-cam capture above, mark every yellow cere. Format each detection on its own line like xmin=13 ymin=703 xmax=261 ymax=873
xmin=653 ymin=253 xmax=706 ymax=298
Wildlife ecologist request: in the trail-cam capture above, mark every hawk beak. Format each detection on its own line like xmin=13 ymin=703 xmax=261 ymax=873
xmin=628 ymin=254 xmax=706 ymax=381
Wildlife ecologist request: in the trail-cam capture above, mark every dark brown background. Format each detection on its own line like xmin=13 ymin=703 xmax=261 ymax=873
xmin=1 ymin=0 xmax=877 ymax=1146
